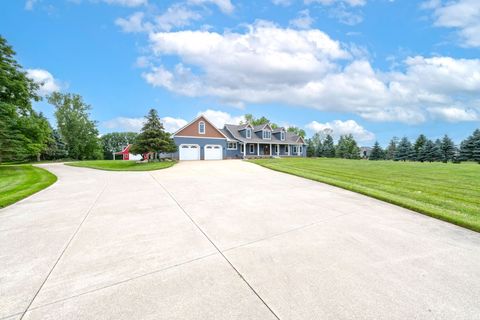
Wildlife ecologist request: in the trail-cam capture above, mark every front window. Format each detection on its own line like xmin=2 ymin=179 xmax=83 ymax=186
xmin=285 ymin=145 xmax=289 ymax=153
xmin=249 ymin=144 xmax=254 ymax=153
xmin=199 ymin=121 xmax=205 ymax=134
xmin=293 ymin=146 xmax=297 ymax=153
xmin=299 ymin=146 xmax=303 ymax=153
xmin=262 ymin=130 xmax=271 ymax=139
xmin=281 ymin=131 xmax=285 ymax=141
xmin=246 ymin=128 xmax=252 ymax=139
xmin=275 ymin=145 xmax=279 ymax=153
xmin=227 ymin=142 xmax=237 ymax=150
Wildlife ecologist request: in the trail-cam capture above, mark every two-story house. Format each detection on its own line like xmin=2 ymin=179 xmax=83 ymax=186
xmin=172 ymin=115 xmax=306 ymax=160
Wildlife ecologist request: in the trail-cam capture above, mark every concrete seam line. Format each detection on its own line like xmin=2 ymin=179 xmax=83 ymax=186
xmin=19 ymin=179 xmax=109 ymax=320
xmin=26 ymin=252 xmax=219 ymax=312
xmin=149 ymin=174 xmax=281 ymax=320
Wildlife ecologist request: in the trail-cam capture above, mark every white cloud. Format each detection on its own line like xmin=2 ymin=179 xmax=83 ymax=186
xmin=103 ymin=116 xmax=187 ymax=133
xmin=115 ymin=12 xmax=151 ymax=33
xmin=100 ymin=0 xmax=147 ymax=7
xmin=306 ymin=119 xmax=375 ymax=142
xmin=425 ymin=0 xmax=480 ymax=47
xmin=156 ymin=4 xmax=202 ymax=31
xmin=142 ymin=23 xmax=480 ymax=124
xmin=272 ymin=0 xmax=292 ymax=6
xmin=197 ymin=109 xmax=245 ymax=127
xmin=289 ymin=10 xmax=314 ymax=29
xmin=305 ymin=0 xmax=366 ymax=7
xmin=26 ymin=69 xmax=61 ymax=96
xmin=428 ymin=107 xmax=479 ymax=122
xmin=187 ymin=0 xmax=234 ymax=14
xmin=25 ymin=0 xmax=38 ymax=10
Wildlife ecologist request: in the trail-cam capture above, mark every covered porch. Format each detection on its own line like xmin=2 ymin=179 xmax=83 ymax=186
xmin=241 ymin=142 xmax=303 ymax=158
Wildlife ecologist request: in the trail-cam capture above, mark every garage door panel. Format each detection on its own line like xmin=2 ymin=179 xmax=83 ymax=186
xmin=179 ymin=144 xmax=200 ymax=161
xmin=204 ymin=144 xmax=223 ymax=160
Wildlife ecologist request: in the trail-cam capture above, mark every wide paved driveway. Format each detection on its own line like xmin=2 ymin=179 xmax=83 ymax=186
xmin=1 ymin=160 xmax=480 ymax=320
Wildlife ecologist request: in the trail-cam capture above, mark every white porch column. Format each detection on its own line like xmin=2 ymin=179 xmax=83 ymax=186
xmin=243 ymin=143 xmax=246 ymax=158
xmin=298 ymin=145 xmax=301 ymax=156
xmin=288 ymin=145 xmax=290 ymax=156
xmin=277 ymin=144 xmax=279 ymax=155
xmin=270 ymin=144 xmax=272 ymax=156
xmin=257 ymin=143 xmax=260 ymax=156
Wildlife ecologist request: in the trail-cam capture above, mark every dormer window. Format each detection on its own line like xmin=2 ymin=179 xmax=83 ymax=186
xmin=246 ymin=128 xmax=252 ymax=139
xmin=262 ymin=130 xmax=271 ymax=140
xmin=281 ymin=131 xmax=285 ymax=141
xmin=199 ymin=121 xmax=205 ymax=134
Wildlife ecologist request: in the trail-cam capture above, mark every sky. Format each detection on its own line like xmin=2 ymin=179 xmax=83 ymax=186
xmin=1 ymin=0 xmax=480 ymax=146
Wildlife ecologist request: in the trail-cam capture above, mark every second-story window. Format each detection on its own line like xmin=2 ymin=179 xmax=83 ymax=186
xmin=199 ymin=121 xmax=205 ymax=134
xmin=246 ymin=128 xmax=252 ymax=139
xmin=263 ymin=130 xmax=271 ymax=139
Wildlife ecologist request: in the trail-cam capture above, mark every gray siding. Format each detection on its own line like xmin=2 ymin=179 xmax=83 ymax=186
xmin=173 ymin=136 xmax=227 ymax=160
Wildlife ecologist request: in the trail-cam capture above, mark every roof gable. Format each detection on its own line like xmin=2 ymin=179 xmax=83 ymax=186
xmin=173 ymin=115 xmax=227 ymax=139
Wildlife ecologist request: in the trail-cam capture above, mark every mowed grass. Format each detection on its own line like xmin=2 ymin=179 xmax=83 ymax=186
xmin=251 ymin=158 xmax=480 ymax=232
xmin=0 ymin=165 xmax=57 ymax=208
xmin=66 ymin=160 xmax=175 ymax=171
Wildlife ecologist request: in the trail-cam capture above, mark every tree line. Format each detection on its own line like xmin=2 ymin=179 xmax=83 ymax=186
xmin=306 ymin=131 xmax=361 ymax=159
xmin=0 ymin=35 xmax=175 ymax=164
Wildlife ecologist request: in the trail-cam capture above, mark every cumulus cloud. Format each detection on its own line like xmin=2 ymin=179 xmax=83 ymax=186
xmin=305 ymin=0 xmax=366 ymax=6
xmin=197 ymin=109 xmax=245 ymax=127
xmin=425 ymin=0 xmax=480 ymax=47
xmin=141 ymin=22 xmax=480 ymax=124
xmin=306 ymin=119 xmax=375 ymax=142
xmin=26 ymin=69 xmax=61 ymax=96
xmin=187 ymin=0 xmax=234 ymax=14
xmin=156 ymin=4 xmax=202 ymax=31
xmin=103 ymin=116 xmax=187 ymax=133
xmin=289 ymin=10 xmax=314 ymax=29
xmin=115 ymin=12 xmax=152 ymax=33
xmin=100 ymin=0 xmax=147 ymax=7
xmin=428 ymin=107 xmax=479 ymax=122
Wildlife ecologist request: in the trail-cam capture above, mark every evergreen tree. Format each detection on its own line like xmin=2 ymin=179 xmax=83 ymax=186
xmin=322 ymin=134 xmax=335 ymax=158
xmin=43 ymin=129 xmax=68 ymax=160
xmin=306 ymin=139 xmax=316 ymax=157
xmin=385 ymin=137 xmax=398 ymax=160
xmin=395 ymin=137 xmax=413 ymax=161
xmin=335 ymin=134 xmax=360 ymax=159
xmin=419 ymin=140 xmax=439 ymax=162
xmin=460 ymin=129 xmax=480 ymax=162
xmin=369 ymin=141 xmax=384 ymax=160
xmin=440 ymin=134 xmax=455 ymax=163
xmin=48 ymin=92 xmax=103 ymax=160
xmin=131 ymin=109 xmax=177 ymax=159
xmin=413 ymin=134 xmax=427 ymax=161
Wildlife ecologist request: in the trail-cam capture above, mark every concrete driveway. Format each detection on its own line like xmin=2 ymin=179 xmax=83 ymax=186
xmin=1 ymin=160 xmax=480 ymax=320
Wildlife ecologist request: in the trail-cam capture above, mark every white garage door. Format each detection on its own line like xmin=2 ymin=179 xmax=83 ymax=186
xmin=179 ymin=144 xmax=200 ymax=161
xmin=204 ymin=144 xmax=223 ymax=160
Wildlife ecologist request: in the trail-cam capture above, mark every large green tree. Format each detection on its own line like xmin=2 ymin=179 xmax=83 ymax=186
xmin=385 ymin=137 xmax=398 ymax=160
xmin=369 ymin=141 xmax=385 ymax=160
xmin=101 ymin=132 xmax=138 ymax=159
xmin=130 ymin=109 xmax=177 ymax=159
xmin=48 ymin=92 xmax=102 ymax=160
xmin=335 ymin=134 xmax=360 ymax=159
xmin=287 ymin=126 xmax=306 ymax=138
xmin=413 ymin=134 xmax=427 ymax=161
xmin=440 ymin=134 xmax=455 ymax=163
xmin=322 ymin=134 xmax=335 ymax=157
xmin=395 ymin=137 xmax=414 ymax=161
xmin=460 ymin=129 xmax=480 ymax=162
xmin=0 ymin=35 xmax=52 ymax=162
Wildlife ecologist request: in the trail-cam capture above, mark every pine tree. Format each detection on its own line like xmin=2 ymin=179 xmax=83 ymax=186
xmin=322 ymin=134 xmax=335 ymax=158
xmin=413 ymin=134 xmax=427 ymax=161
xmin=369 ymin=141 xmax=384 ymax=160
xmin=131 ymin=109 xmax=177 ymax=160
xmin=395 ymin=137 xmax=413 ymax=161
xmin=306 ymin=139 xmax=316 ymax=157
xmin=440 ymin=134 xmax=455 ymax=163
xmin=335 ymin=134 xmax=360 ymax=159
xmin=473 ymin=138 xmax=480 ymax=164
xmin=459 ymin=129 xmax=480 ymax=161
xmin=385 ymin=137 xmax=398 ymax=160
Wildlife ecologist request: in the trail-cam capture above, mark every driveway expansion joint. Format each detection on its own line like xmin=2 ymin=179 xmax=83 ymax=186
xmin=150 ymin=173 xmax=282 ymax=320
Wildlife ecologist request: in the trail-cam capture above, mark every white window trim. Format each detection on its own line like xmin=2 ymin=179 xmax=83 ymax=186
xmin=249 ymin=144 xmax=254 ymax=153
xmin=293 ymin=146 xmax=297 ymax=153
xmin=227 ymin=142 xmax=237 ymax=150
xmin=198 ymin=121 xmax=205 ymax=134
xmin=246 ymin=128 xmax=252 ymax=139
xmin=262 ymin=130 xmax=271 ymax=140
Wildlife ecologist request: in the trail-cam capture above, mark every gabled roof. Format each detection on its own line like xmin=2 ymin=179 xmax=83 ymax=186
xmin=272 ymin=127 xmax=285 ymax=133
xmin=253 ymin=124 xmax=272 ymax=132
xmin=172 ymin=114 xmax=228 ymax=139
xmin=224 ymin=124 xmax=305 ymax=144
xmin=237 ymin=123 xmax=253 ymax=131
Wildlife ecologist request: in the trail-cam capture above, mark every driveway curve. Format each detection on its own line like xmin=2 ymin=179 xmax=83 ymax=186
xmin=1 ymin=160 xmax=479 ymax=320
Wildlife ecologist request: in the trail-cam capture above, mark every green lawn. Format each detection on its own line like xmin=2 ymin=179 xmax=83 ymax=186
xmin=251 ymin=158 xmax=480 ymax=232
xmin=0 ymin=165 xmax=57 ymax=208
xmin=66 ymin=160 xmax=175 ymax=171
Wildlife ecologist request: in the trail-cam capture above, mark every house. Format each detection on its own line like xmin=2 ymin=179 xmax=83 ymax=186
xmin=359 ymin=146 xmax=372 ymax=159
xmin=113 ymin=144 xmax=143 ymax=161
xmin=172 ymin=115 xmax=307 ymax=160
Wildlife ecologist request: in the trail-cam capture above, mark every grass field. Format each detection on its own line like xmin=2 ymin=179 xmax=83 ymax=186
xmin=0 ymin=165 xmax=57 ymax=208
xmin=251 ymin=158 xmax=480 ymax=232
xmin=66 ymin=160 xmax=175 ymax=171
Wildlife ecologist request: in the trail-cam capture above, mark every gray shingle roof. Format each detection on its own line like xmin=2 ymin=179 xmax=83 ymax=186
xmin=224 ymin=124 xmax=304 ymax=144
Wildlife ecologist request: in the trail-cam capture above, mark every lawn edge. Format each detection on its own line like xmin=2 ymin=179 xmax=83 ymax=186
xmin=65 ymin=161 xmax=176 ymax=172
xmin=250 ymin=160 xmax=480 ymax=233
xmin=0 ymin=165 xmax=58 ymax=209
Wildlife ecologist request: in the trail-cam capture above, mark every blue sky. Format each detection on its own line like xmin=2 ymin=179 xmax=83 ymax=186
xmin=1 ymin=0 xmax=479 ymax=146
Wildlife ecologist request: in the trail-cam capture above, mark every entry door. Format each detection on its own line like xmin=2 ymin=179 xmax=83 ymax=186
xmin=263 ymin=145 xmax=270 ymax=155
